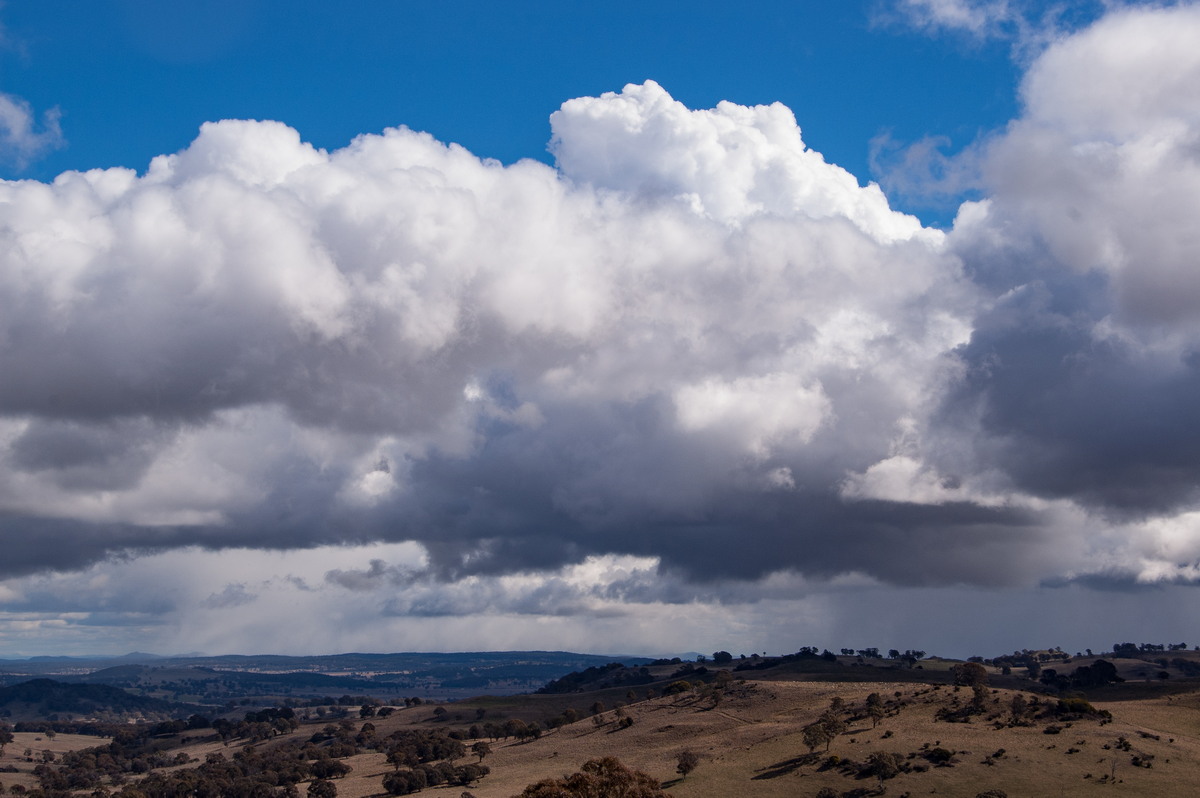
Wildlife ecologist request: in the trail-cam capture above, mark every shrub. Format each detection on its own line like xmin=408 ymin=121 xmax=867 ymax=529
xmin=924 ymin=747 xmax=955 ymax=766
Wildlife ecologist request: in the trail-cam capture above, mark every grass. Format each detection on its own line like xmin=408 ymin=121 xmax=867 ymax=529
xmin=7 ymin=674 xmax=1200 ymax=797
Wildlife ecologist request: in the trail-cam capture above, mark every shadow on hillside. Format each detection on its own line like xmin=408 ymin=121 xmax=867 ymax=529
xmin=752 ymin=752 xmax=821 ymax=779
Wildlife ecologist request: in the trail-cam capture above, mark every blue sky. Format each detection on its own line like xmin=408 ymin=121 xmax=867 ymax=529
xmin=3 ymin=1 xmax=1200 ymax=660
xmin=3 ymin=1 xmax=1025 ymax=223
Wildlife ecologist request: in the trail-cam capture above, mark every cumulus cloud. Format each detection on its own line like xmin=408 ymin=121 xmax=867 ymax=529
xmin=3 ymin=4 xmax=1200 ymax=658
xmin=0 ymin=79 xmax=985 ymax=591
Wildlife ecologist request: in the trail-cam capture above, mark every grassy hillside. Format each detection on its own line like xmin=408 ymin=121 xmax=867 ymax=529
xmin=5 ymin=668 xmax=1200 ymax=797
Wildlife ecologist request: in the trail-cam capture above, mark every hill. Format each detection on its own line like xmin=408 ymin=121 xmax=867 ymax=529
xmin=4 ymin=663 xmax=1200 ymax=797
xmin=0 ymin=678 xmax=190 ymax=721
xmin=0 ymin=651 xmax=650 ymax=701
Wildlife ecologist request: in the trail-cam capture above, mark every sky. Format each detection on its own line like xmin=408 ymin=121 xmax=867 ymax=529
xmin=1 ymin=0 xmax=1200 ymax=660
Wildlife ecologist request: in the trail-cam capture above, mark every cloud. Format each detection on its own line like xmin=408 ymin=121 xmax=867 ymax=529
xmin=2 ymin=3 xmax=1200 ymax=658
xmin=0 ymin=16 xmax=66 ymax=169
xmin=1 ymin=543 xmax=1195 ymax=659
xmin=883 ymin=1 xmax=1186 ymax=64
xmin=0 ymin=80 xmax=984 ymax=591
xmin=868 ymin=131 xmax=987 ymax=215
xmin=930 ymin=3 xmax=1200 ymax=531
xmin=201 ymin=582 xmax=257 ymax=609
xmin=0 ymin=93 xmax=64 ymax=168
xmin=891 ymin=0 xmax=1015 ymax=37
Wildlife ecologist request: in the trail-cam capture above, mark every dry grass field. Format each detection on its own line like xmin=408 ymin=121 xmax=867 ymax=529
xmin=427 ymin=681 xmax=1200 ymax=798
xmin=5 ymin=673 xmax=1200 ymax=797
xmin=0 ymin=731 xmax=114 ymax=792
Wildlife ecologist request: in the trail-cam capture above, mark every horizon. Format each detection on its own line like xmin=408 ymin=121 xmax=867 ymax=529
xmin=2 ymin=1 xmax=1200 ymax=660
xmin=0 ymin=642 xmax=1169 ymax=665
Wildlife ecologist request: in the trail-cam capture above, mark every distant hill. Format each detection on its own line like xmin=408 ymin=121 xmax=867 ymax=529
xmin=0 ymin=678 xmax=190 ymax=720
xmin=0 ymin=651 xmax=653 ymax=702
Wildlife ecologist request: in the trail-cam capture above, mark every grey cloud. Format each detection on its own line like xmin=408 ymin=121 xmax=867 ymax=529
xmin=937 ymin=277 xmax=1200 ymax=515
xmin=325 ymin=559 xmax=414 ymax=591
xmin=931 ymin=4 xmax=1200 ymax=524
xmin=201 ymin=583 xmax=257 ymax=609
xmin=10 ymin=418 xmax=169 ymax=491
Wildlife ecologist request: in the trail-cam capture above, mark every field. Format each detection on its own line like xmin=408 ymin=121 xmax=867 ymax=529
xmin=367 ymin=681 xmax=1200 ymax=798
xmin=5 ymin=656 xmax=1200 ymax=797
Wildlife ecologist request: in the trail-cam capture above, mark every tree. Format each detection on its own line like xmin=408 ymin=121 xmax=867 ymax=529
xmin=802 ymin=722 xmax=831 ymax=753
xmin=676 ymin=750 xmax=699 ymax=778
xmin=820 ymin=710 xmax=847 ymax=744
xmin=311 ymin=759 xmax=351 ymax=779
xmin=308 ymin=780 xmax=337 ymax=798
xmin=0 ymin=724 xmax=13 ymax=756
xmin=866 ymin=751 xmax=904 ymax=784
xmin=470 ymin=741 xmax=491 ymax=763
xmin=970 ymin=683 xmax=989 ymax=713
xmin=383 ymin=771 xmax=421 ymax=795
xmin=952 ymin=661 xmax=989 ymax=687
xmin=866 ymin=692 xmax=885 ymax=728
xmin=712 ymin=651 xmax=733 ymax=664
xmin=1009 ymin=694 xmax=1029 ymax=725
xmin=515 ymin=757 xmax=668 ymax=798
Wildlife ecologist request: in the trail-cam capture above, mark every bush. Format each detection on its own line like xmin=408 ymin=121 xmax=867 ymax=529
xmin=924 ymin=747 xmax=955 ymax=765
xmin=1055 ymin=698 xmax=1110 ymax=719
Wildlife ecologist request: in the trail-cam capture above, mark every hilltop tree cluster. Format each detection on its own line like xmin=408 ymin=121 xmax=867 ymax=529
xmin=537 ymin=663 xmax=653 ymax=694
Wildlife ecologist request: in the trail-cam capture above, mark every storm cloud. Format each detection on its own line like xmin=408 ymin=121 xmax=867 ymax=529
xmin=2 ymin=4 xmax=1200 ymax=654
